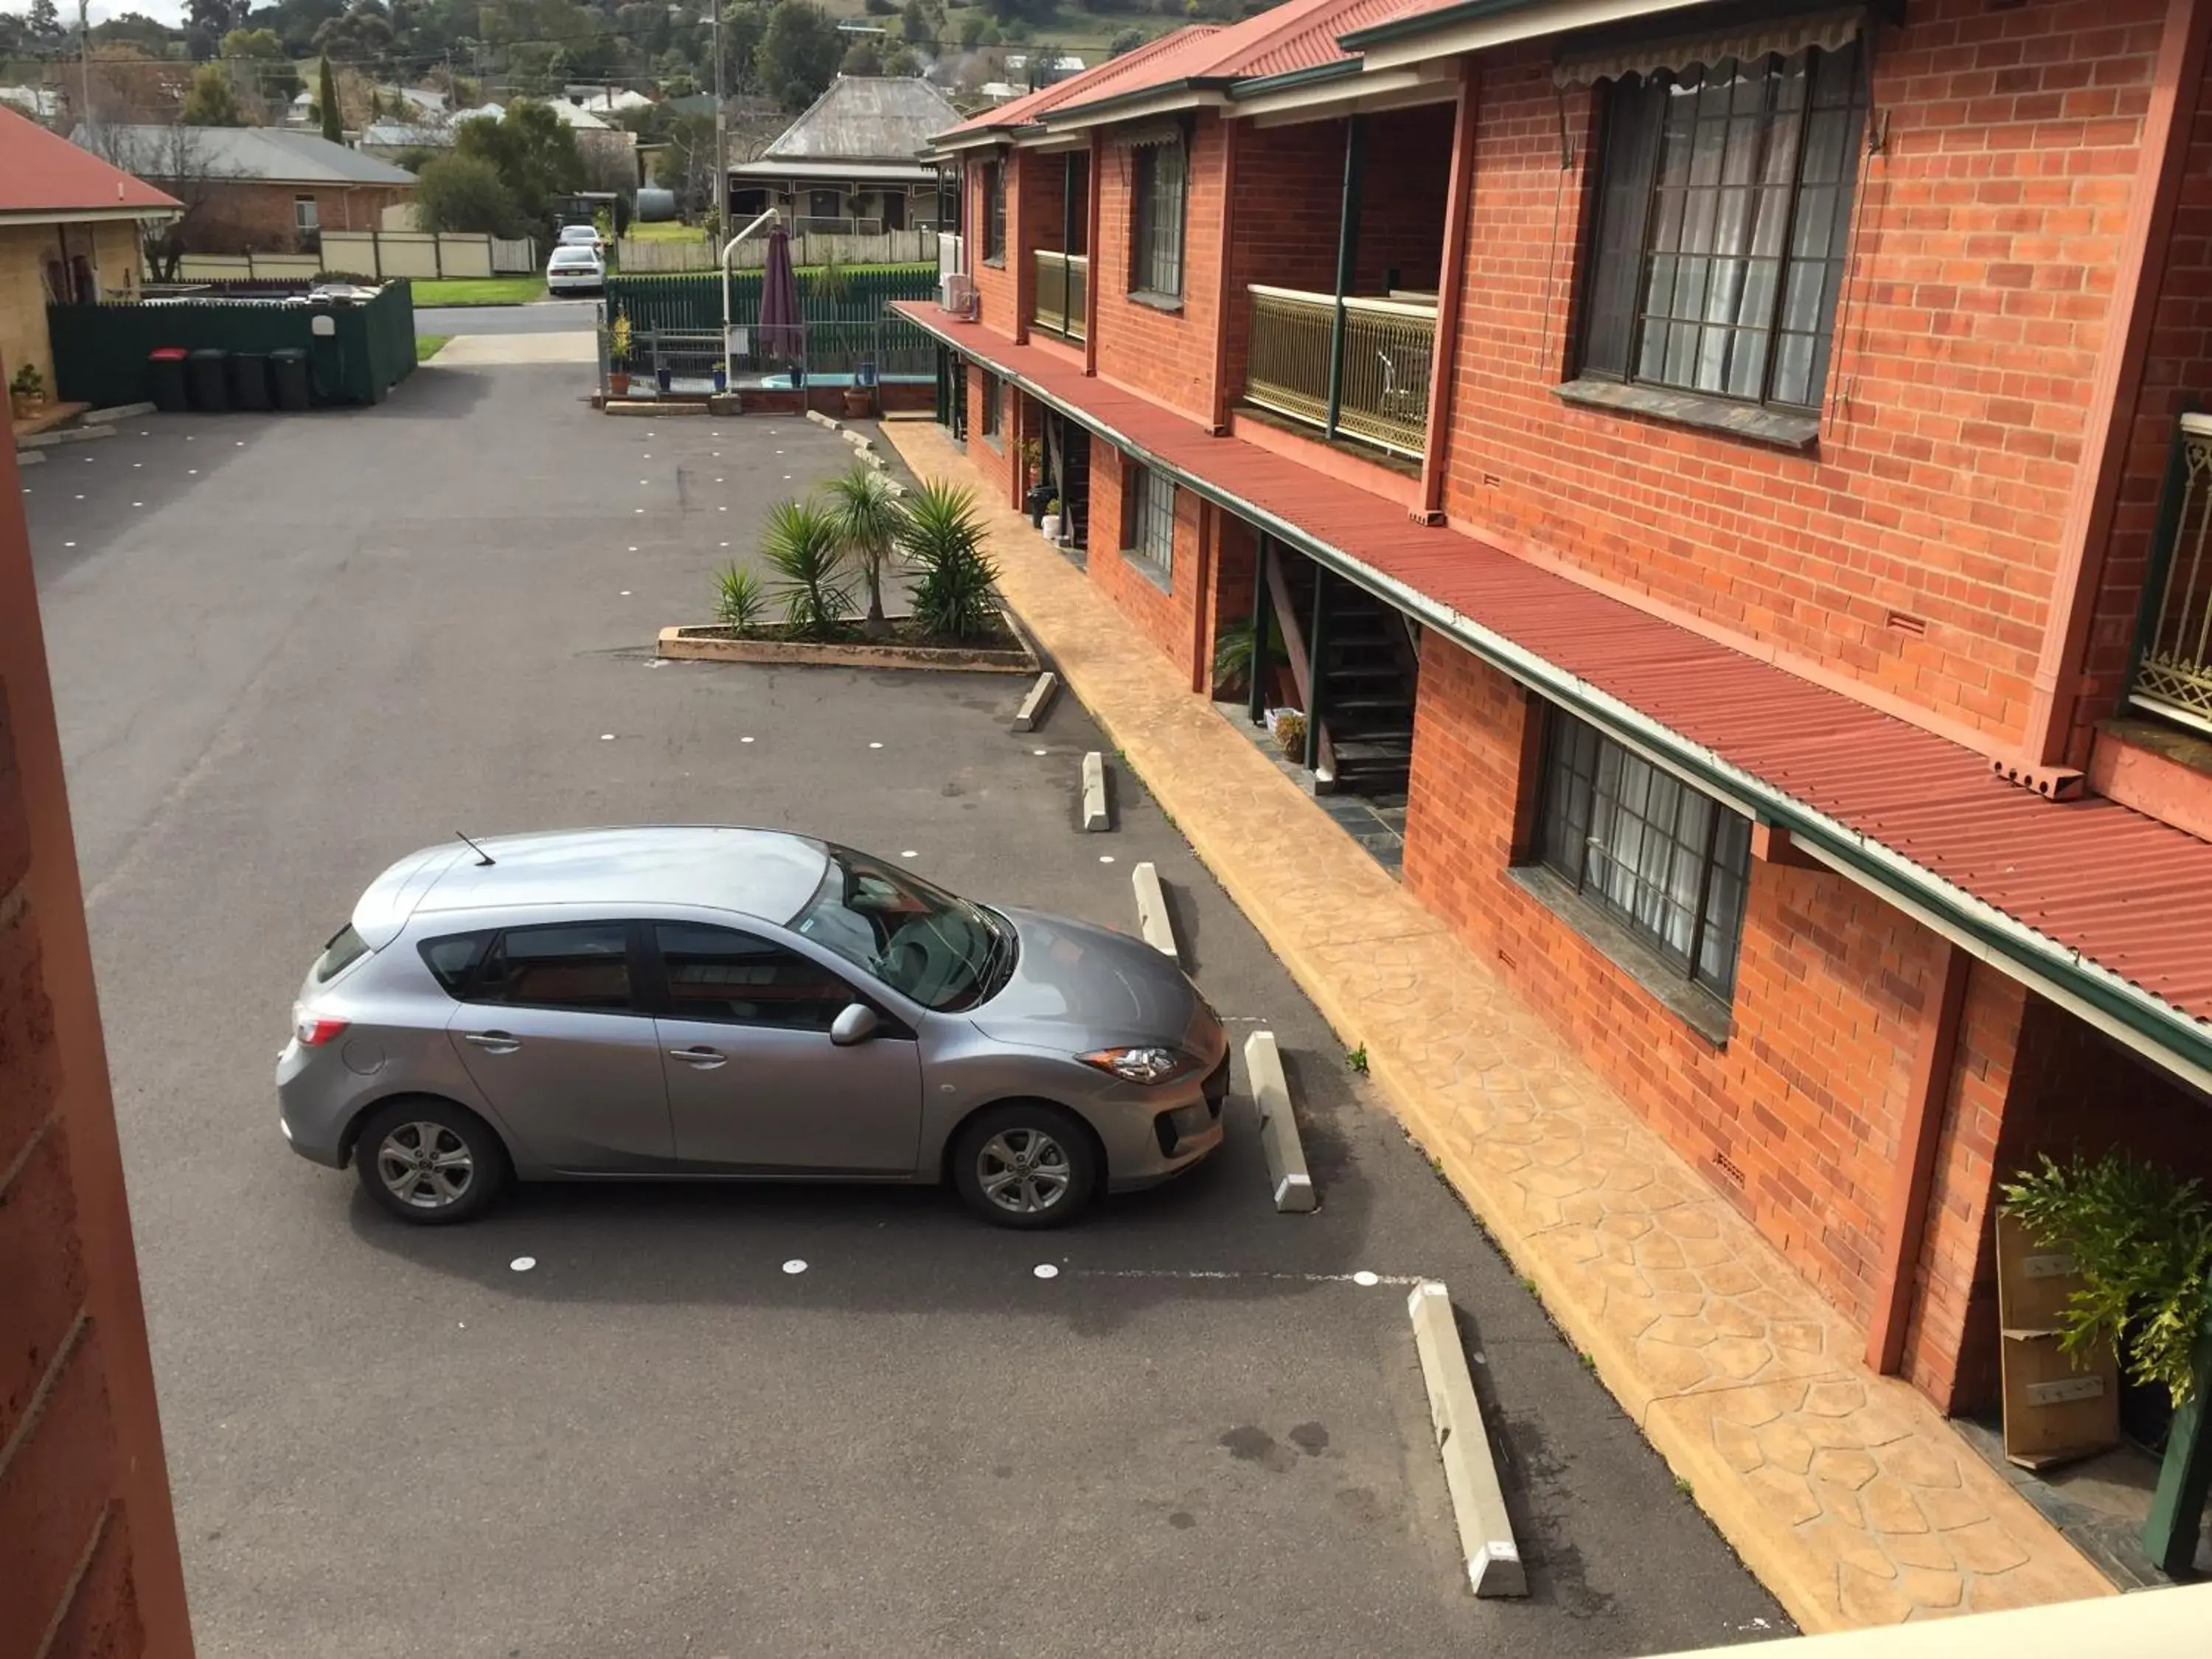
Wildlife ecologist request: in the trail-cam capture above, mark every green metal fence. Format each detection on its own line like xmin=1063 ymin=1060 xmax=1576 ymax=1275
xmin=603 ymin=265 xmax=939 ymax=335
xmin=45 ymin=282 xmax=417 ymax=409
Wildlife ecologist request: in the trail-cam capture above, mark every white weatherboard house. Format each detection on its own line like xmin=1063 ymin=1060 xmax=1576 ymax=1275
xmin=726 ymin=75 xmax=959 ymax=235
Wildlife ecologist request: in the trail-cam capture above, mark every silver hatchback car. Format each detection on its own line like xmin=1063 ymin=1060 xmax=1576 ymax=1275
xmin=278 ymin=827 xmax=1228 ymax=1228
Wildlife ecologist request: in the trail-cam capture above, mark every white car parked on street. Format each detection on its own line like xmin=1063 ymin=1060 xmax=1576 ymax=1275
xmin=545 ymin=245 xmax=605 ymax=294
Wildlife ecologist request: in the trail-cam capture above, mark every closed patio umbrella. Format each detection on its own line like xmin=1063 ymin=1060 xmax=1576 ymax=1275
xmin=758 ymin=220 xmax=805 ymax=378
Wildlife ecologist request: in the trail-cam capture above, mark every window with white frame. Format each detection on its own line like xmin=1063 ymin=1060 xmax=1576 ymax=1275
xmin=293 ymin=194 xmax=320 ymax=233
xmin=982 ymin=161 xmax=1005 ymax=265
xmin=1534 ymin=709 xmax=1752 ymax=1000
xmin=1125 ymin=464 xmax=1175 ymax=581
xmin=981 ymin=373 xmax=1003 ymax=445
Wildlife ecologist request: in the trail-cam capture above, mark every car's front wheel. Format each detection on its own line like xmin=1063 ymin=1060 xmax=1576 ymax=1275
xmin=354 ymin=1098 xmax=507 ymax=1225
xmin=951 ymin=1103 xmax=1098 ymax=1229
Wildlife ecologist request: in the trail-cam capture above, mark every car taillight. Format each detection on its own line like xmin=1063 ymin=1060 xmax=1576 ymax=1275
xmin=295 ymin=1008 xmax=349 ymax=1047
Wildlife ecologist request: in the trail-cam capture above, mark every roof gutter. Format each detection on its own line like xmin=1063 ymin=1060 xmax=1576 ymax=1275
xmin=1040 ymin=74 xmax=1238 ymax=126
xmin=1227 ymin=58 xmax=1363 ymax=100
xmin=1338 ymin=0 xmax=1547 ymax=49
xmin=900 ymin=307 xmax=2212 ymax=1091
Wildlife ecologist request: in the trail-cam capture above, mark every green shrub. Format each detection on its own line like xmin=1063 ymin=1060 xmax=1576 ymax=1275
xmin=760 ymin=500 xmax=855 ymax=639
xmin=822 ymin=463 xmax=902 ymax=639
xmin=713 ymin=563 xmax=767 ymax=631
xmin=897 ymin=479 xmax=999 ymax=642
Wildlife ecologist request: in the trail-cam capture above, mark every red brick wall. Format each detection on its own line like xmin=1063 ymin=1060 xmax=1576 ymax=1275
xmin=2067 ymin=50 xmax=2212 ymax=766
xmin=1402 ymin=633 xmax=1956 ymax=1335
xmin=2 ymin=442 xmax=187 ymax=1653
xmin=1352 ymin=103 xmax=1455 ymax=296
xmin=1438 ymin=3 xmax=2167 ymax=750
xmin=965 ymin=362 xmax=1018 ymax=508
xmin=967 ymin=156 xmax=1019 ymax=340
xmin=1093 ymin=114 xmax=1228 ymax=424
xmin=193 ymin=181 xmax=414 ymax=255
xmin=1087 ymin=441 xmax=1206 ymax=674
xmin=1906 ymin=969 xmax=2212 ymax=1411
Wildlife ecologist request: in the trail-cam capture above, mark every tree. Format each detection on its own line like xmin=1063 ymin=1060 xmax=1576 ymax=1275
xmin=317 ymin=56 xmax=341 ymax=141
xmin=900 ymin=1 xmax=928 ymax=43
xmin=881 ymin=42 xmax=919 ymax=74
xmin=27 ymin=0 xmax=62 ymax=44
xmin=221 ymin=27 xmax=303 ymax=101
xmin=1107 ymin=27 xmax=1144 ymax=56
xmin=87 ymin=124 xmax=233 ymax=277
xmin=956 ymin=13 xmax=984 ymax=46
xmin=839 ymin=38 xmax=883 ymax=76
xmin=414 ymin=153 xmax=523 ymax=234
xmin=757 ymin=0 xmax=841 ymax=111
xmin=187 ymin=0 xmax=247 ymax=46
xmin=180 ymin=63 xmax=248 ymax=125
xmin=453 ymin=101 xmax=585 ymax=229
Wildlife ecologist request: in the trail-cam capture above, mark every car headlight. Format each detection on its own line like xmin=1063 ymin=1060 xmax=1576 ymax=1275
xmin=1077 ymin=1046 xmax=1197 ymax=1085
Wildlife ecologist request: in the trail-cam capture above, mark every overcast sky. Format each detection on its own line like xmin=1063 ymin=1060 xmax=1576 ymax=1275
xmin=1 ymin=1 xmax=195 ymax=28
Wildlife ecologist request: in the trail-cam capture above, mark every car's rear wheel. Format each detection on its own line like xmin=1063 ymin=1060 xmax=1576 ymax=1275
xmin=951 ymin=1103 xmax=1097 ymax=1229
xmin=354 ymin=1098 xmax=507 ymax=1225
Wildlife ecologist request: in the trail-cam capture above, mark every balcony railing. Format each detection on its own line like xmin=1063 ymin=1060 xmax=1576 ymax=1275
xmin=1244 ymin=283 xmax=1436 ymax=460
xmin=1032 ymin=249 xmax=1088 ymax=342
xmin=2133 ymin=412 xmax=2212 ymax=734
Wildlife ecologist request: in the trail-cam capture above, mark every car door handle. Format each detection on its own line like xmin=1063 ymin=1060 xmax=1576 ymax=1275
xmin=668 ymin=1046 xmax=727 ymax=1068
xmin=462 ymin=1031 xmax=521 ymax=1054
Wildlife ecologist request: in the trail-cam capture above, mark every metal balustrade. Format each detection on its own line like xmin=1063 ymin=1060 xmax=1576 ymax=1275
xmin=2133 ymin=413 xmax=2212 ymax=734
xmin=1244 ymin=283 xmax=1436 ymax=459
xmin=1032 ymin=249 xmax=1088 ymax=342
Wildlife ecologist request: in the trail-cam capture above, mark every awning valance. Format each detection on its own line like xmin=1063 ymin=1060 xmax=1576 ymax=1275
xmin=1111 ymin=120 xmax=1184 ymax=151
xmin=1552 ymin=7 xmax=1864 ymax=88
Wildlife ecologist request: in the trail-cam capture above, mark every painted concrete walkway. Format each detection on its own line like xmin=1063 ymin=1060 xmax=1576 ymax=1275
xmin=881 ymin=419 xmax=2115 ymax=1632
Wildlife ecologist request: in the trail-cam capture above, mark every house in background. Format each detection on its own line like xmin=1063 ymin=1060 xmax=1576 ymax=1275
xmin=728 ymin=75 xmax=961 ymax=234
xmin=73 ymin=123 xmax=414 ymax=256
xmin=0 ymin=106 xmax=175 ymax=413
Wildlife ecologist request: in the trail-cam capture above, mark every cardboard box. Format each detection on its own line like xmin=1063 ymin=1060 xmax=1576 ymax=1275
xmin=1994 ymin=1214 xmax=2120 ymax=1469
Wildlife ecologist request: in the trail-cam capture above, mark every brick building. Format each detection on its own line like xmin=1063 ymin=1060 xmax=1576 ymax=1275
xmin=1 ymin=437 xmax=195 ymax=1641
xmin=907 ymin=0 xmax=2212 ymax=1422
xmin=80 ymin=125 xmax=416 ymax=259
xmin=1 ymin=107 xmax=176 ymax=414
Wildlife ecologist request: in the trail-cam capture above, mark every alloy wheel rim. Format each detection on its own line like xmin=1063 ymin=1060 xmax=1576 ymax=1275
xmin=375 ymin=1121 xmax=474 ymax=1209
xmin=977 ymin=1127 xmax=1071 ymax=1215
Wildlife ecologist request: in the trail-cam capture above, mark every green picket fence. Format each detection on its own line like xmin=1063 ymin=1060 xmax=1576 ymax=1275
xmin=46 ymin=282 xmax=417 ymax=409
xmin=603 ymin=265 xmax=939 ymax=336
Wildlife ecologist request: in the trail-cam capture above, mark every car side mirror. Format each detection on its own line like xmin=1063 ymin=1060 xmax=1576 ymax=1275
xmin=830 ymin=1004 xmax=880 ymax=1046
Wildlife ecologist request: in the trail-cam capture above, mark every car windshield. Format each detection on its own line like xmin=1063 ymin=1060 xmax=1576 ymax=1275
xmin=787 ymin=846 xmax=1012 ymax=1012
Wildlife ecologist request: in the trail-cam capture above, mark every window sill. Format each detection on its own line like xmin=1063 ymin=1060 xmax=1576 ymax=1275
xmin=1507 ymin=864 xmax=1733 ymax=1047
xmin=981 ymin=433 xmax=1004 ymax=453
xmin=982 ymin=256 xmax=1005 ymax=268
xmin=1553 ymin=378 xmax=1819 ymax=453
xmin=1127 ymin=290 xmax=1184 ymax=316
xmin=1121 ymin=549 xmax=1174 ymax=594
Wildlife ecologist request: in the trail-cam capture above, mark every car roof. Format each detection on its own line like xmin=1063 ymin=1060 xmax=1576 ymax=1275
xmin=403 ymin=826 xmax=831 ymax=925
xmin=550 ymin=246 xmax=600 ymax=260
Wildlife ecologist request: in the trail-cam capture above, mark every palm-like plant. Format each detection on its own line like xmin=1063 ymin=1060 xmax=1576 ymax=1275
xmin=823 ymin=463 xmax=904 ymax=640
xmin=713 ymin=563 xmax=766 ymax=632
xmin=897 ymin=479 xmax=1001 ymax=642
xmin=759 ymin=499 xmax=855 ymax=639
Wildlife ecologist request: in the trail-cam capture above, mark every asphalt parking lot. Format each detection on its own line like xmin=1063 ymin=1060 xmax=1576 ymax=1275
xmin=26 ymin=364 xmax=1787 ymax=1658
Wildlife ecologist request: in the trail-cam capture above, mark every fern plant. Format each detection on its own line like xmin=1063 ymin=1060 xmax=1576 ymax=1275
xmin=759 ymin=500 xmax=854 ymax=639
xmin=712 ymin=563 xmax=766 ymax=632
xmin=897 ymin=479 xmax=1000 ymax=642
xmin=2001 ymin=1150 xmax=2212 ymax=1407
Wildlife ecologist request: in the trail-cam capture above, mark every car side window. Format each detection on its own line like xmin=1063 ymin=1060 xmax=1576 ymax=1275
xmin=469 ymin=922 xmax=633 ymax=1012
xmin=419 ymin=931 xmax=492 ymax=996
xmin=654 ymin=922 xmax=852 ymax=1032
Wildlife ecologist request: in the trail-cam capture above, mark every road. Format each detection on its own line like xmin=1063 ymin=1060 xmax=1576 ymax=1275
xmin=26 ymin=369 xmax=1788 ymax=1658
xmin=415 ymin=298 xmax=601 ymax=335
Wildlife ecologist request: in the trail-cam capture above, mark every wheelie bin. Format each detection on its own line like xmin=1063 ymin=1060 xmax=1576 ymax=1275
xmin=269 ymin=348 xmax=311 ymax=411
xmin=187 ymin=347 xmax=230 ymax=413
xmin=148 ymin=347 xmax=189 ymax=413
xmin=229 ymin=352 xmax=273 ymax=411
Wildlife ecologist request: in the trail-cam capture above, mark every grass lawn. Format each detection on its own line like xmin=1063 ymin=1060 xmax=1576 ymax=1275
xmin=625 ymin=221 xmax=706 ymax=242
xmin=411 ymin=276 xmax=546 ymax=307
xmin=416 ymin=335 xmax=451 ymax=363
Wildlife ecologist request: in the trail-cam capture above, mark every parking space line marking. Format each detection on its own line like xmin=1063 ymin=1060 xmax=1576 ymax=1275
xmin=1060 ymin=1267 xmax=1424 ymax=1286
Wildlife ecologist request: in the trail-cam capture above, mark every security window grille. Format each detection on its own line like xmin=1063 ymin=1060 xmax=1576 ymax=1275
xmin=1127 ymin=465 xmax=1175 ymax=580
xmin=1579 ymin=42 xmax=1867 ymax=412
xmin=981 ymin=374 xmax=1003 ymax=443
xmin=1131 ymin=139 xmax=1186 ymax=299
xmin=294 ymin=194 xmax=319 ymax=233
xmin=983 ymin=162 xmax=1005 ymax=265
xmin=1537 ymin=709 xmax=1751 ymax=998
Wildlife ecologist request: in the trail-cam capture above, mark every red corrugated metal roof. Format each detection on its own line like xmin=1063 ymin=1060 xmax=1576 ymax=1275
xmin=0 ymin=105 xmax=179 ymax=218
xmin=1217 ymin=0 xmax=1441 ymax=81
xmin=898 ymin=303 xmax=2212 ymax=1036
xmin=938 ymin=28 xmax=1227 ymax=138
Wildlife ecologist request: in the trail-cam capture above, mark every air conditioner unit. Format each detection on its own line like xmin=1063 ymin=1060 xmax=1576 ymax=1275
xmin=940 ymin=272 xmax=978 ymax=319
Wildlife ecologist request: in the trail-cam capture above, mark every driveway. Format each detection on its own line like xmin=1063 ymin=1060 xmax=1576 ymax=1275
xmin=27 ymin=365 xmax=1787 ymax=1658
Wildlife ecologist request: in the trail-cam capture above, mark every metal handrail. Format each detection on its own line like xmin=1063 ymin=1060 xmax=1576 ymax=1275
xmin=2132 ymin=412 xmax=2212 ymax=734
xmin=1244 ymin=283 xmax=1434 ymax=459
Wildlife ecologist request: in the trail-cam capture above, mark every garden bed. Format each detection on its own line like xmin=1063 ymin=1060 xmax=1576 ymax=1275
xmin=657 ymin=611 xmax=1037 ymax=673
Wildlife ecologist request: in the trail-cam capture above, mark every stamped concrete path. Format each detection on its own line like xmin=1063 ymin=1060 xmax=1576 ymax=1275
xmin=881 ymin=419 xmax=2115 ymax=1633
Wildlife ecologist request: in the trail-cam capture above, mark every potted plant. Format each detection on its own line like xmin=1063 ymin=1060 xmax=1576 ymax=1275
xmin=607 ymin=313 xmax=632 ymax=397
xmin=841 ymin=383 xmax=874 ymax=419
xmin=1040 ymin=496 xmax=1062 ymax=543
xmin=10 ymin=362 xmax=48 ymax=421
